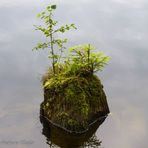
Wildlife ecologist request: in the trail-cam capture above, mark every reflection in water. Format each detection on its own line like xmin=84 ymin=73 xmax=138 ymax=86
xmin=40 ymin=113 xmax=106 ymax=148
xmin=46 ymin=135 xmax=101 ymax=148
xmin=81 ymin=135 xmax=102 ymax=148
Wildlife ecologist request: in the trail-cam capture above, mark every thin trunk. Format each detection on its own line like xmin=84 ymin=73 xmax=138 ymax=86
xmin=49 ymin=12 xmax=55 ymax=74
xmin=50 ymin=34 xmax=55 ymax=74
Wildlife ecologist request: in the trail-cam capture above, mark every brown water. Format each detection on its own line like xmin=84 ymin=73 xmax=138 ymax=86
xmin=0 ymin=0 xmax=148 ymax=148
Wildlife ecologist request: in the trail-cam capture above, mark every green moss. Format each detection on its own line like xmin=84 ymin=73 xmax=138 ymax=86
xmin=41 ymin=66 xmax=109 ymax=131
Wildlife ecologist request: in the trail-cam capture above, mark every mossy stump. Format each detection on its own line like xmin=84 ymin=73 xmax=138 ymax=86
xmin=40 ymin=69 xmax=109 ymax=132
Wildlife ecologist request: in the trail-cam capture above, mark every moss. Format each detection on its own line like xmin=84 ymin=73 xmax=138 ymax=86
xmin=40 ymin=67 xmax=109 ymax=132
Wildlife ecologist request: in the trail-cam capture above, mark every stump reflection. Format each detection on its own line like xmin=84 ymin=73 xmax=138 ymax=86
xmin=40 ymin=113 xmax=107 ymax=148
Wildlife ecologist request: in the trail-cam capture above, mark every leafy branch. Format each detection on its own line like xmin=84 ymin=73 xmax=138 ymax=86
xmin=33 ymin=4 xmax=77 ymax=74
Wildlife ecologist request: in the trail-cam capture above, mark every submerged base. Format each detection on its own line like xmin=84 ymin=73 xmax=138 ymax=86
xmin=40 ymin=112 xmax=106 ymax=148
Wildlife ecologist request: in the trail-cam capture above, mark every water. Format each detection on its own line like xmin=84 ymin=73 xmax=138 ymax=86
xmin=0 ymin=0 xmax=148 ymax=148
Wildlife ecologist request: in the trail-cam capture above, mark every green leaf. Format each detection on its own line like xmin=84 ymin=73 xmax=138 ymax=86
xmin=41 ymin=12 xmax=45 ymax=15
xmin=33 ymin=42 xmax=49 ymax=50
xmin=59 ymin=26 xmax=65 ymax=33
xmin=66 ymin=25 xmax=70 ymax=30
xmin=51 ymin=5 xmax=57 ymax=9
xmin=46 ymin=6 xmax=51 ymax=11
xmin=71 ymin=24 xmax=77 ymax=29
xmin=37 ymin=13 xmax=41 ymax=18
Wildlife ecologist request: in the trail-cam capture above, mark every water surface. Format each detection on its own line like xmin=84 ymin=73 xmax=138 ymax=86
xmin=0 ymin=0 xmax=148 ymax=148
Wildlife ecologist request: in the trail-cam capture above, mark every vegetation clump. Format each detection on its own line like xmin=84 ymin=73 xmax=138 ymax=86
xmin=34 ymin=4 xmax=110 ymax=131
xmin=41 ymin=44 xmax=110 ymax=131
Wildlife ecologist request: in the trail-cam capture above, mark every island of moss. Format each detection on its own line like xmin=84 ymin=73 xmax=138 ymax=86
xmin=40 ymin=45 xmax=110 ymax=132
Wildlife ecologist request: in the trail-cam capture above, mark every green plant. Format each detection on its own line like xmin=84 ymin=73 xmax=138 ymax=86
xmin=63 ymin=44 xmax=110 ymax=76
xmin=37 ymin=2 xmax=110 ymax=132
xmin=33 ymin=4 xmax=76 ymax=74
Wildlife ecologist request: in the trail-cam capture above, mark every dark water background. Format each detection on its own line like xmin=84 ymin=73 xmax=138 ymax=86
xmin=0 ymin=0 xmax=148 ymax=147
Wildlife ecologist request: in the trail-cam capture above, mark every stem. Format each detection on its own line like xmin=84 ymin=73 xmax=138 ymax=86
xmin=49 ymin=11 xmax=55 ymax=74
xmin=50 ymin=34 xmax=55 ymax=74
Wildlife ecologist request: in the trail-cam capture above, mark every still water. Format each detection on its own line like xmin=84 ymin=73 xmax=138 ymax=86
xmin=0 ymin=0 xmax=148 ymax=148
